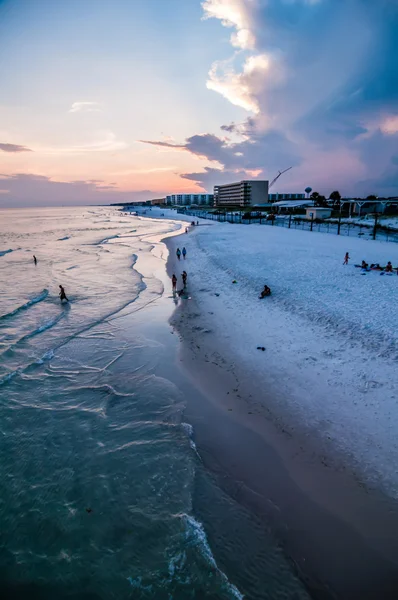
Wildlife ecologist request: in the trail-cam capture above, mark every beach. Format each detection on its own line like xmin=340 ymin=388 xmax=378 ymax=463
xmin=0 ymin=206 xmax=312 ymax=600
xmin=159 ymin=208 xmax=398 ymax=599
xmin=1 ymin=205 xmax=398 ymax=599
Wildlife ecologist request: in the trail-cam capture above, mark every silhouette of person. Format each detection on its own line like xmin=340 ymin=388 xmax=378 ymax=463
xmin=33 ymin=255 xmax=37 ymax=265
xmin=59 ymin=285 xmax=69 ymax=302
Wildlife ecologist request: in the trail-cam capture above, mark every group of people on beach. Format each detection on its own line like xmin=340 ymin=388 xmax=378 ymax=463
xmin=32 ymin=255 xmax=69 ymax=302
xmin=344 ymin=252 xmax=396 ymax=273
xmin=172 ymin=246 xmax=188 ymax=296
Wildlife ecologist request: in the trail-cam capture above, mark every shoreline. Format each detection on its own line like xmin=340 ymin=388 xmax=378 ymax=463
xmin=163 ymin=225 xmax=398 ymax=599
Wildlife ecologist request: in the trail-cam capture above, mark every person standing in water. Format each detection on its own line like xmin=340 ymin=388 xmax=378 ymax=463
xmin=182 ymin=247 xmax=187 ymax=259
xmin=176 ymin=248 xmax=181 ymax=260
xmin=33 ymin=255 xmax=37 ymax=265
xmin=343 ymin=252 xmax=350 ymax=265
xmin=59 ymin=285 xmax=69 ymax=303
xmin=172 ymin=274 xmax=177 ymax=291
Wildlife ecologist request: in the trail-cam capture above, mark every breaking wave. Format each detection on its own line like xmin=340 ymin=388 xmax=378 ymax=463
xmin=0 ymin=289 xmax=49 ymax=320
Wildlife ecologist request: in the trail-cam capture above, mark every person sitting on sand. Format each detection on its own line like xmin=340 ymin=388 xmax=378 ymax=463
xmin=385 ymin=261 xmax=393 ymax=273
xmin=361 ymin=260 xmax=369 ymax=269
xmin=182 ymin=271 xmax=187 ymax=287
xmin=259 ymin=285 xmax=271 ymax=298
xmin=59 ymin=285 xmax=69 ymax=303
xmin=176 ymin=248 xmax=181 ymax=260
xmin=371 ymin=263 xmax=382 ymax=270
xmin=172 ymin=274 xmax=177 ymax=291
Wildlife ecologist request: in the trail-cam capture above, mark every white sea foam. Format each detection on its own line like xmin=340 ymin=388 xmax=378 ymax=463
xmin=182 ymin=513 xmax=245 ymax=599
xmin=0 ymin=289 xmax=49 ymax=320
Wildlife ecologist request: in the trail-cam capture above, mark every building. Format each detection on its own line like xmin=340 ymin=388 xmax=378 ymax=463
xmin=272 ymin=199 xmax=314 ymax=213
xmin=269 ymin=193 xmax=305 ymax=202
xmin=305 ymin=207 xmax=332 ymax=219
xmin=214 ymin=180 xmax=269 ymax=208
xmin=166 ymin=194 xmax=214 ymax=206
xmin=340 ymin=198 xmax=398 ymax=216
xmin=144 ymin=198 xmax=166 ymax=206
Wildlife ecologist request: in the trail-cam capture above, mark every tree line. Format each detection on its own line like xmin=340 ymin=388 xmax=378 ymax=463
xmin=310 ymin=191 xmax=377 ymax=208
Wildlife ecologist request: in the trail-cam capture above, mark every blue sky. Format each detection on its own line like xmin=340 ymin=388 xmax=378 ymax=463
xmin=0 ymin=0 xmax=397 ymax=206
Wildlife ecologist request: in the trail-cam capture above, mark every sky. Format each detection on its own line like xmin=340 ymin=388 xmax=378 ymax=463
xmin=0 ymin=0 xmax=397 ymax=207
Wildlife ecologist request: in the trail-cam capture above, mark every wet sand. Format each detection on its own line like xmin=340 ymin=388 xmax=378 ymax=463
xmin=165 ymin=231 xmax=398 ymax=599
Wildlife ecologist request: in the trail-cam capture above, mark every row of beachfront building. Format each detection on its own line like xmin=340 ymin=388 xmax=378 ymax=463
xmin=144 ymin=180 xmax=397 ymax=216
xmin=149 ymin=180 xmax=305 ymax=207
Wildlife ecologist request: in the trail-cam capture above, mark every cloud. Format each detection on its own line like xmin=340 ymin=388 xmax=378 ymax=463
xmin=202 ymin=0 xmax=256 ymax=49
xmin=172 ymin=0 xmax=398 ymax=196
xmin=0 ymin=173 xmax=164 ymax=208
xmin=38 ymin=131 xmax=128 ymax=154
xmin=0 ymin=143 xmax=32 ymax=153
xmin=380 ymin=115 xmax=398 ymax=135
xmin=207 ymin=53 xmax=282 ymax=114
xmin=69 ymin=102 xmax=102 ymax=113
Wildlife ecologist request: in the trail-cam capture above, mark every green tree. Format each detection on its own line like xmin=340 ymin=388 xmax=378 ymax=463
xmin=310 ymin=191 xmax=320 ymax=200
xmin=329 ymin=190 xmax=341 ymax=201
xmin=315 ymin=195 xmax=328 ymax=207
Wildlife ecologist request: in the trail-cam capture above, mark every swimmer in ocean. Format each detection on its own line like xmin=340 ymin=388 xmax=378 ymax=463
xmin=59 ymin=285 xmax=69 ymax=303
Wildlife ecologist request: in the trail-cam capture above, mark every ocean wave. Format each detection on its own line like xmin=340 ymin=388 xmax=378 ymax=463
xmin=1 ymin=312 xmax=65 ymax=359
xmin=0 ymin=249 xmax=13 ymax=257
xmin=0 ymin=289 xmax=49 ymax=320
xmin=22 ymin=312 xmax=65 ymax=340
xmin=181 ymin=513 xmax=244 ymax=599
xmin=0 ymin=348 xmax=55 ymax=386
xmin=181 ymin=422 xmax=201 ymax=459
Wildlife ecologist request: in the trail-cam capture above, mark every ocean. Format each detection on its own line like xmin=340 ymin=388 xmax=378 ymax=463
xmin=0 ymin=207 xmax=310 ymax=600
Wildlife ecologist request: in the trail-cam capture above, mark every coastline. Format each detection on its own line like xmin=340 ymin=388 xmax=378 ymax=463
xmin=163 ymin=224 xmax=398 ymax=599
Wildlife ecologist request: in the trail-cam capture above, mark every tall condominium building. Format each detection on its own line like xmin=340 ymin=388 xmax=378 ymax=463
xmin=214 ymin=180 xmax=269 ymax=207
xmin=166 ymin=193 xmax=214 ymax=206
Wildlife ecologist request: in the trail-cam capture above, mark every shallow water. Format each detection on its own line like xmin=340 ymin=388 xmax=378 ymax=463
xmin=0 ymin=207 xmax=310 ymax=599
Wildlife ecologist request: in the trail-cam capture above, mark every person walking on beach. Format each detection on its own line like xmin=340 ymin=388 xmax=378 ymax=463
xmin=182 ymin=271 xmax=187 ymax=287
xmin=182 ymin=247 xmax=187 ymax=259
xmin=59 ymin=285 xmax=69 ymax=303
xmin=33 ymin=255 xmax=37 ymax=265
xmin=196 ymin=221 xmax=199 ymax=226
xmin=172 ymin=274 xmax=177 ymax=292
xmin=343 ymin=252 xmax=350 ymax=265
xmin=176 ymin=248 xmax=181 ymax=260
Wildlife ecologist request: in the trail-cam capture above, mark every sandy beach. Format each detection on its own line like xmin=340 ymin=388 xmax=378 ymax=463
xmin=162 ymin=216 xmax=398 ymax=600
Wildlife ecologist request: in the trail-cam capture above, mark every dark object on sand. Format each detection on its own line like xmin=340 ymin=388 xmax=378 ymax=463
xmin=86 ymin=508 xmax=93 ymax=513
xmin=33 ymin=255 xmax=37 ymax=265
xmin=257 ymin=346 xmax=266 ymax=351
xmin=259 ymin=285 xmax=271 ymax=298
xmin=232 ymin=280 xmax=237 ymax=284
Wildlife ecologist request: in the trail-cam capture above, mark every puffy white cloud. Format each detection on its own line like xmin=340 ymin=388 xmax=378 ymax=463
xmin=202 ymin=0 xmax=256 ymax=49
xmin=69 ymin=102 xmax=102 ymax=113
xmin=207 ymin=53 xmax=280 ymax=114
